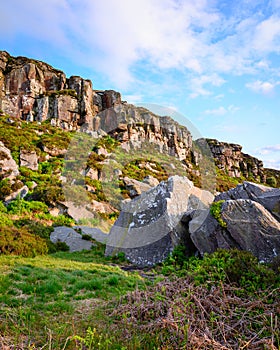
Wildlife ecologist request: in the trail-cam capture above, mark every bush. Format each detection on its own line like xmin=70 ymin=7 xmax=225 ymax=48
xmin=7 ymin=197 xmax=49 ymax=215
xmin=266 ymin=176 xmax=277 ymax=188
xmin=188 ymin=249 xmax=279 ymax=292
xmin=0 ymin=201 xmax=7 ymax=213
xmin=0 ymin=226 xmax=48 ymax=257
xmin=0 ymin=212 xmax=13 ymax=227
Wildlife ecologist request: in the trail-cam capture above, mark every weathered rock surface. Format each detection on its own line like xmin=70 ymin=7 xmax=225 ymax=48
xmin=0 ymin=51 xmax=121 ymax=131
xmin=2 ymin=50 xmax=275 ymax=187
xmin=0 ymin=51 xmax=194 ymax=163
xmin=19 ymin=149 xmax=38 ymax=170
xmin=0 ymin=141 xmax=19 ymax=179
xmin=216 ymin=181 xmax=280 ymax=220
xmin=207 ymin=139 xmax=266 ymax=182
xmin=74 ymin=225 xmax=108 ymax=244
xmin=190 ymin=199 xmax=280 ymax=263
xmin=105 ymin=176 xmax=214 ymax=266
xmin=189 ymin=182 xmax=280 ymax=263
xmin=50 ymin=226 xmax=93 ymax=252
xmin=122 ymin=176 xmax=155 ymax=198
xmin=4 ymin=185 xmax=29 ymax=204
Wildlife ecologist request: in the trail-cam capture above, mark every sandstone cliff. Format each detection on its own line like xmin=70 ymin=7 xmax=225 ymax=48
xmin=0 ymin=51 xmax=279 ymax=189
xmin=207 ymin=139 xmax=266 ymax=183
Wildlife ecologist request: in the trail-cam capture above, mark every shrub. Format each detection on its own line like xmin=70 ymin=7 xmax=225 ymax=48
xmin=210 ymin=200 xmax=227 ymax=228
xmin=0 ymin=213 xmax=13 ymax=227
xmin=0 ymin=201 xmax=7 ymax=213
xmin=189 ymin=249 xmax=279 ymax=292
xmin=7 ymin=197 xmax=49 ymax=215
xmin=266 ymin=176 xmax=277 ymax=188
xmin=0 ymin=226 xmax=48 ymax=257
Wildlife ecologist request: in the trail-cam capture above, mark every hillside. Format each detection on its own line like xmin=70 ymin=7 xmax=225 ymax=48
xmin=0 ymin=51 xmax=279 ymax=349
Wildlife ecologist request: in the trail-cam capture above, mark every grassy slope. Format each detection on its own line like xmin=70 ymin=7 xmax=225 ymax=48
xmin=0 ymin=247 xmax=279 ymax=349
xmin=0 ymin=246 xmax=146 ymax=349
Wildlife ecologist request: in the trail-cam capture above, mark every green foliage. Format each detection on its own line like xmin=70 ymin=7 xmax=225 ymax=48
xmin=52 ymin=214 xmax=75 ymax=227
xmin=52 ymin=240 xmax=70 ymax=252
xmin=44 ymin=89 xmax=77 ymax=98
xmin=187 ymin=249 xmax=279 ymax=292
xmin=0 ymin=178 xmax=24 ymax=200
xmin=7 ymin=197 xmax=48 ymax=215
xmin=0 ymin=200 xmax=7 ymax=213
xmin=161 ymin=248 xmax=279 ymax=293
xmin=162 ymin=245 xmax=188 ymax=272
xmin=0 ymin=226 xmax=48 ymax=257
xmin=122 ymin=158 xmax=168 ymax=182
xmin=215 ymin=168 xmax=242 ymax=192
xmin=111 ymin=251 xmax=127 ymax=263
xmin=0 ymin=212 xmax=13 ymax=227
xmin=266 ymin=176 xmax=277 ymax=188
xmin=31 ymin=182 xmax=64 ymax=205
xmin=210 ymin=200 xmax=227 ymax=228
xmin=73 ymin=327 xmax=113 ymax=350
xmin=94 ymin=135 xmax=120 ymax=153
xmin=87 ymin=152 xmax=106 ymax=170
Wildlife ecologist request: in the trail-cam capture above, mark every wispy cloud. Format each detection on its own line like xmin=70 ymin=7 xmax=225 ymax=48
xmin=245 ymin=80 xmax=280 ymax=94
xmin=204 ymin=105 xmax=240 ymax=116
xmin=2 ymin=0 xmax=280 ymax=93
xmin=255 ymin=144 xmax=280 ymax=169
xmin=257 ymin=144 xmax=280 ymax=155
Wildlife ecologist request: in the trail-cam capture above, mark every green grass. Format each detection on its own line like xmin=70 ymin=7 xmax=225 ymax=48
xmin=0 ymin=249 xmax=144 ymax=349
xmin=0 ymin=248 xmax=279 ymax=349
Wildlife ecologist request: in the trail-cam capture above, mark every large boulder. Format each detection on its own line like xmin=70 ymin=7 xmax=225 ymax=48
xmin=189 ymin=183 xmax=280 ymax=263
xmin=105 ymin=176 xmax=214 ymax=266
xmin=50 ymin=226 xmax=93 ymax=252
xmin=216 ymin=181 xmax=280 ymax=221
xmin=122 ymin=176 xmax=156 ymax=198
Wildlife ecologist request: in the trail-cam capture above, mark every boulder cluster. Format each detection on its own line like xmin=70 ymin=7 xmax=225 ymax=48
xmin=105 ymin=176 xmax=280 ymax=266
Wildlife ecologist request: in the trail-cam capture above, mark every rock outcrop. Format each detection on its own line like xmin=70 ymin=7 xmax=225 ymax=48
xmin=122 ymin=176 xmax=159 ymax=198
xmin=105 ymin=176 xmax=214 ymax=266
xmin=0 ymin=141 xmax=19 ymax=179
xmin=215 ymin=181 xmax=280 ymax=220
xmin=189 ymin=182 xmax=280 ymax=263
xmin=50 ymin=226 xmax=93 ymax=252
xmin=207 ymin=139 xmax=266 ymax=182
xmin=0 ymin=51 xmax=121 ymax=131
xmin=19 ymin=149 xmax=38 ymax=170
xmin=0 ymin=51 xmax=194 ymax=163
xmin=105 ymin=178 xmax=280 ymax=266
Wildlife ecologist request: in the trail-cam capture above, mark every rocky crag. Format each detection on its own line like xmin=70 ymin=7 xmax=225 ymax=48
xmin=1 ymin=50 xmax=278 ymax=189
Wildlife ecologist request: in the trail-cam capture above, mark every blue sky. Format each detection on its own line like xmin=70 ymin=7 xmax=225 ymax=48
xmin=1 ymin=0 xmax=280 ymax=169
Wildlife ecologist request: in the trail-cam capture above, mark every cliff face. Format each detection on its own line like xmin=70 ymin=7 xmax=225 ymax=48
xmin=0 ymin=51 xmax=121 ymax=130
xmin=0 ymin=51 xmax=192 ymax=161
xmin=207 ymin=139 xmax=266 ymax=183
xmin=0 ymin=51 xmax=278 ymax=188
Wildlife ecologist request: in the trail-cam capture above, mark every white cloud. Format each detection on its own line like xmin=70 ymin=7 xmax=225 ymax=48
xmin=257 ymin=144 xmax=280 ymax=155
xmin=2 ymin=0 xmax=280 ymax=91
xmin=253 ymin=16 xmax=280 ymax=52
xmin=122 ymin=94 xmax=143 ymax=104
xmin=205 ymin=106 xmax=227 ymax=116
xmin=245 ymin=80 xmax=280 ymax=94
xmin=204 ymin=105 xmax=239 ymax=116
xmin=189 ymin=74 xmax=226 ymax=98
xmin=255 ymin=144 xmax=280 ymax=169
xmin=263 ymin=159 xmax=280 ymax=170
